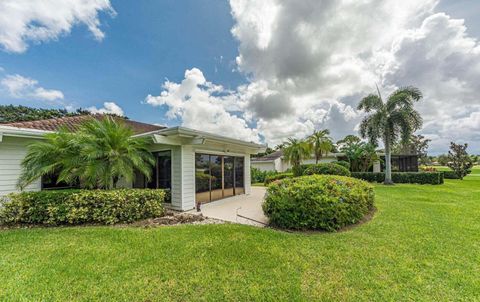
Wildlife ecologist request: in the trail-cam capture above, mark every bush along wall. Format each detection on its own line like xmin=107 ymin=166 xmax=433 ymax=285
xmin=351 ymin=172 xmax=444 ymax=185
xmin=263 ymin=175 xmax=375 ymax=231
xmin=0 ymin=189 xmax=166 ymax=226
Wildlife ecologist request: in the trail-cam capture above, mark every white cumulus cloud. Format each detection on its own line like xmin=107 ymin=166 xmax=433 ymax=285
xmin=87 ymin=102 xmax=124 ymax=116
xmin=145 ymin=68 xmax=260 ymax=143
xmin=1 ymin=74 xmax=64 ymax=101
xmin=0 ymin=0 xmax=115 ymax=53
xmin=145 ymin=0 xmax=480 ymax=153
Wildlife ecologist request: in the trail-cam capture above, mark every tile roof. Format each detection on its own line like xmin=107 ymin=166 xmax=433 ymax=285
xmin=1 ymin=115 xmax=165 ymax=135
xmin=251 ymin=150 xmax=283 ymax=161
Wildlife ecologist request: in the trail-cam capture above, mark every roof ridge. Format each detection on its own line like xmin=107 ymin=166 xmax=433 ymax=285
xmin=1 ymin=114 xmax=165 ymax=135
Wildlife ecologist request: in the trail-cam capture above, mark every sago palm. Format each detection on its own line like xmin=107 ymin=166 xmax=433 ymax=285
xmin=357 ymin=86 xmax=423 ymax=184
xmin=282 ymin=138 xmax=312 ymax=176
xmin=18 ymin=130 xmax=82 ymax=189
xmin=308 ymin=129 xmax=333 ymax=164
xmin=76 ymin=117 xmax=155 ymax=189
xmin=18 ymin=116 xmax=155 ymax=190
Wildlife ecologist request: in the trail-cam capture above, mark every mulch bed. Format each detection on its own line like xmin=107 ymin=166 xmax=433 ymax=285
xmin=120 ymin=210 xmax=225 ymax=228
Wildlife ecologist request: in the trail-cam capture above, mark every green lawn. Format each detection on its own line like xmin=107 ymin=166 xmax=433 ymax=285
xmin=1 ymin=175 xmax=480 ymax=301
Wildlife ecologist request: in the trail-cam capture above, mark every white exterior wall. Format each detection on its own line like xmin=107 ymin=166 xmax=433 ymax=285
xmin=251 ymin=161 xmax=276 ymax=172
xmin=244 ymin=154 xmax=251 ymax=194
xmin=180 ymin=145 xmax=195 ymax=211
xmin=0 ymin=136 xmax=41 ymax=196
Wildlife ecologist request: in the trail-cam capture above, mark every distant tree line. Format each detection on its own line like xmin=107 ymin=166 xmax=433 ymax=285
xmin=0 ymin=105 xmax=128 ymax=123
xmin=0 ymin=105 xmax=91 ymax=123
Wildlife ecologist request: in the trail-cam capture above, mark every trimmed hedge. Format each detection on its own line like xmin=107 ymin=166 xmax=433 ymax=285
xmin=0 ymin=189 xmax=166 ymax=226
xmin=263 ymin=175 xmax=375 ymax=231
xmin=442 ymin=171 xmax=460 ymax=179
xmin=264 ymin=173 xmax=294 ymax=185
xmin=351 ymin=172 xmax=444 ymax=185
xmin=303 ymin=163 xmax=351 ymax=177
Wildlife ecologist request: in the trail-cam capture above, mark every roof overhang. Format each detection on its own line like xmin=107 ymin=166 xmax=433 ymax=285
xmin=0 ymin=125 xmax=50 ymax=141
xmin=135 ymin=126 xmax=266 ymax=153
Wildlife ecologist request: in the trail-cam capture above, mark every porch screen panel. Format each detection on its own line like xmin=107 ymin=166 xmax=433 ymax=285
xmin=210 ymin=155 xmax=223 ymax=201
xmin=234 ymin=157 xmax=245 ymax=195
xmin=195 ymin=154 xmax=211 ymax=204
xmin=224 ymin=156 xmax=235 ymax=198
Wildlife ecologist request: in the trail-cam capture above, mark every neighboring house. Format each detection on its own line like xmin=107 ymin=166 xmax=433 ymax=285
xmin=0 ymin=115 xmax=265 ymax=211
xmin=251 ymin=150 xmax=341 ymax=172
xmin=252 ymin=150 xmax=418 ymax=173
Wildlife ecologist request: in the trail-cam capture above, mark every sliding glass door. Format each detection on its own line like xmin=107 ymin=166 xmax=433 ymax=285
xmin=195 ymin=153 xmax=245 ymax=204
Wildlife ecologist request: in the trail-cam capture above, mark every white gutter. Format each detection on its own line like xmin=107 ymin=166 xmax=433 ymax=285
xmin=0 ymin=125 xmax=51 ymax=140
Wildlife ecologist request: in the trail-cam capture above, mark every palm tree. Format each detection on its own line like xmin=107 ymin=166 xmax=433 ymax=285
xmin=282 ymin=138 xmax=312 ymax=176
xmin=18 ymin=130 xmax=82 ymax=189
xmin=308 ymin=129 xmax=333 ymax=164
xmin=358 ymin=86 xmax=423 ymax=184
xmin=18 ymin=116 xmax=155 ymax=190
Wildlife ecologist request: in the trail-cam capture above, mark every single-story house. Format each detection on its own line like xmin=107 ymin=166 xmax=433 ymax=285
xmin=0 ymin=115 xmax=265 ymax=211
xmin=252 ymin=150 xmax=418 ymax=173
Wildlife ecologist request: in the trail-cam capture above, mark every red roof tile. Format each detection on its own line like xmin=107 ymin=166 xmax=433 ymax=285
xmin=1 ymin=115 xmax=165 ymax=135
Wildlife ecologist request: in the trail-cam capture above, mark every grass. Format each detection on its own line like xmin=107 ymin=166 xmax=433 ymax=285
xmin=1 ymin=175 xmax=480 ymax=301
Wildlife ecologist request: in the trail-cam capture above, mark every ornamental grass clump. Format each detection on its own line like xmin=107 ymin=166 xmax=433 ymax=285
xmin=263 ymin=175 xmax=374 ymax=231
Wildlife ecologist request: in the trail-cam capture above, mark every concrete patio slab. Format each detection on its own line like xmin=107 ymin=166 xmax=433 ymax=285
xmin=195 ymin=187 xmax=268 ymax=227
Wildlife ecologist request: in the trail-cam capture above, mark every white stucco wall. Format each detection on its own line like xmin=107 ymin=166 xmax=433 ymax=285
xmin=0 ymin=136 xmax=41 ymax=196
xmin=251 ymin=161 xmax=276 ymax=172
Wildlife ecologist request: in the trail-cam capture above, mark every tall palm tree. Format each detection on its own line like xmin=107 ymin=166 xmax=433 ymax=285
xmin=282 ymin=138 xmax=312 ymax=176
xmin=358 ymin=86 xmax=423 ymax=184
xmin=18 ymin=117 xmax=155 ymax=190
xmin=308 ymin=129 xmax=333 ymax=164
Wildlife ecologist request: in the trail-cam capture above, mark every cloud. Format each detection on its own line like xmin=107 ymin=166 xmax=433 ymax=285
xmin=145 ymin=68 xmax=260 ymax=143
xmin=147 ymin=0 xmax=480 ymax=153
xmin=0 ymin=0 xmax=115 ymax=53
xmin=1 ymin=74 xmax=64 ymax=101
xmin=87 ymin=102 xmax=124 ymax=116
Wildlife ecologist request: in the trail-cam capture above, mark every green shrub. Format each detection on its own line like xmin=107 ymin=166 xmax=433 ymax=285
xmin=0 ymin=189 xmax=166 ymax=226
xmin=442 ymin=170 xmax=460 ymax=179
xmin=251 ymin=167 xmax=279 ymax=183
xmin=263 ymin=175 xmax=375 ymax=231
xmin=264 ymin=173 xmax=294 ymax=185
xmin=336 ymin=160 xmax=351 ymax=170
xmin=351 ymin=172 xmax=385 ymax=183
xmin=303 ymin=163 xmax=351 ymax=177
xmin=351 ymin=172 xmax=444 ymax=185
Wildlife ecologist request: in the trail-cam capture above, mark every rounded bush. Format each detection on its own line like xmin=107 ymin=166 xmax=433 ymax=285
xmin=303 ymin=163 xmax=351 ymax=177
xmin=264 ymin=173 xmax=294 ymax=185
xmin=336 ymin=160 xmax=351 ymax=170
xmin=262 ymin=175 xmax=375 ymax=231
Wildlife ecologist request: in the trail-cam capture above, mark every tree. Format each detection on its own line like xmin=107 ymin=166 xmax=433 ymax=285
xmin=447 ymin=142 xmax=473 ymax=180
xmin=307 ymin=129 xmax=333 ymax=164
xmin=393 ymin=134 xmax=431 ymax=165
xmin=358 ymin=86 xmax=423 ymax=184
xmin=0 ymin=105 xmax=89 ymax=123
xmin=19 ymin=117 xmax=155 ymax=190
xmin=437 ymin=154 xmax=449 ymax=166
xmin=336 ymin=135 xmax=360 ymax=151
xmin=338 ymin=137 xmax=379 ymax=172
xmin=282 ymin=138 xmax=312 ymax=176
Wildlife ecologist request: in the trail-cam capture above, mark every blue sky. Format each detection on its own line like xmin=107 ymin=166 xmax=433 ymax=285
xmin=0 ymin=0 xmax=244 ymax=126
xmin=0 ymin=0 xmax=479 ymax=153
